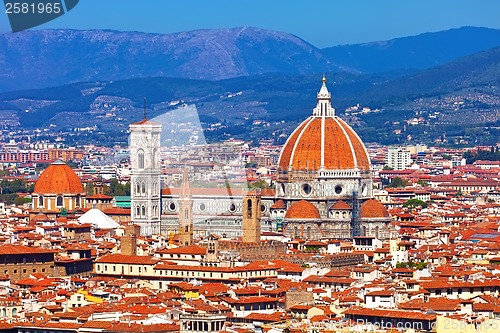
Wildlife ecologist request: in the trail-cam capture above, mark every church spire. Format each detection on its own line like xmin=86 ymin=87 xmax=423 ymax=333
xmin=312 ymin=75 xmax=335 ymax=117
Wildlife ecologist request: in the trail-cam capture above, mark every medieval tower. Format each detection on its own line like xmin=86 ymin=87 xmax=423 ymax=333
xmin=178 ymin=168 xmax=194 ymax=246
xmin=129 ymin=117 xmax=162 ymax=236
xmin=242 ymin=190 xmax=261 ymax=243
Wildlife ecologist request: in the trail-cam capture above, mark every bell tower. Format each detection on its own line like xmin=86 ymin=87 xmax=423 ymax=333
xmin=242 ymin=190 xmax=261 ymax=243
xmin=129 ymin=104 xmax=162 ymax=236
xmin=178 ymin=168 xmax=193 ymax=246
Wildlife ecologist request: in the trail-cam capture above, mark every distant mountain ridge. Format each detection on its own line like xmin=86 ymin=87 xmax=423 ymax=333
xmin=0 ymin=45 xmax=498 ymax=140
xmin=0 ymin=27 xmax=333 ymax=92
xmin=322 ymin=26 xmax=500 ymax=73
xmin=0 ymin=26 xmax=499 ymax=92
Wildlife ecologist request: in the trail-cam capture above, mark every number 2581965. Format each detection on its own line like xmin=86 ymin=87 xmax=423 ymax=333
xmin=5 ymin=2 xmax=61 ymax=14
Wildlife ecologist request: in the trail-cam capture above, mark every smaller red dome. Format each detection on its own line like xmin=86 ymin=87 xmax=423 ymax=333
xmin=33 ymin=160 xmax=84 ymax=195
xmin=271 ymin=199 xmax=286 ymax=209
xmin=330 ymin=200 xmax=351 ymax=210
xmin=361 ymin=199 xmax=390 ymax=219
xmin=285 ymin=199 xmax=320 ymax=219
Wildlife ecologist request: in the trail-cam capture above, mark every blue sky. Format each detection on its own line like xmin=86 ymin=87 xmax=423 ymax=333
xmin=1 ymin=0 xmax=499 ymax=47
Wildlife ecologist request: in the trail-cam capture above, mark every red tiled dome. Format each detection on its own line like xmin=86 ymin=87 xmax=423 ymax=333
xmin=285 ymin=199 xmax=320 ymax=219
xmin=330 ymin=200 xmax=351 ymax=210
xmin=278 ymin=78 xmax=370 ymax=173
xmin=33 ymin=161 xmax=84 ymax=195
xmin=278 ymin=116 xmax=370 ymax=172
xmin=361 ymin=199 xmax=390 ymax=219
xmin=270 ymin=199 xmax=286 ymax=209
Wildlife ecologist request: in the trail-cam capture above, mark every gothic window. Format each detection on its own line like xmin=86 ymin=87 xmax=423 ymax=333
xmin=138 ymin=149 xmax=145 ymax=169
xmin=38 ymin=195 xmax=44 ymax=207
xmin=141 ymin=182 xmax=146 ymax=194
xmin=56 ymin=195 xmax=63 ymax=207
xmin=184 ymin=208 xmax=189 ymax=220
xmin=141 ymin=205 xmax=146 ymax=217
xmin=185 ymin=225 xmax=189 ymax=232
xmin=136 ymin=206 xmax=140 ymax=217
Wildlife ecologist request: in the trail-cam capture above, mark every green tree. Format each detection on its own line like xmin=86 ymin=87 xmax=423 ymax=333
xmin=403 ymin=199 xmax=428 ymax=209
xmin=396 ymin=262 xmax=408 ymax=268
xmin=386 ymin=177 xmax=409 ymax=188
xmin=248 ymin=179 xmax=270 ymax=189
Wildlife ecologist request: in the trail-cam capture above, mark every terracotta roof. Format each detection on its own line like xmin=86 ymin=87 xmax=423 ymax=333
xmin=278 ymin=116 xmax=370 ymax=171
xmin=361 ymin=199 xmax=390 ymax=218
xmin=344 ymin=307 xmax=436 ymax=321
xmin=131 ymin=119 xmax=161 ymax=126
xmin=102 ymin=207 xmax=131 ymax=215
xmin=156 ymin=244 xmax=206 ymax=255
xmin=285 ymin=199 xmax=320 ymax=219
xmin=0 ymin=244 xmax=55 ymax=255
xmin=330 ymin=200 xmax=351 ymax=210
xmin=270 ymin=199 xmax=286 ymax=209
xmin=33 ymin=160 xmax=84 ymax=194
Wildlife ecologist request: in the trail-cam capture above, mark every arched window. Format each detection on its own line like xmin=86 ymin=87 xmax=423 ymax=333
xmin=75 ymin=194 xmax=81 ymax=207
xmin=141 ymin=182 xmax=146 ymax=194
xmin=11 ymin=308 xmax=17 ymax=317
xmin=136 ymin=182 xmax=140 ymax=195
xmin=136 ymin=206 xmax=140 ymax=217
xmin=38 ymin=195 xmax=44 ymax=207
xmin=56 ymin=195 xmax=63 ymax=207
xmin=247 ymin=199 xmax=252 ymax=218
xmin=138 ymin=149 xmax=145 ymax=169
xmin=185 ymin=225 xmax=189 ymax=232
xmin=141 ymin=205 xmax=146 ymax=217
xmin=184 ymin=208 xmax=189 ymax=220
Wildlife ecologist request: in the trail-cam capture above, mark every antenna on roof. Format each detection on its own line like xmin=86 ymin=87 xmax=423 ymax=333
xmin=143 ymin=97 xmax=147 ymax=120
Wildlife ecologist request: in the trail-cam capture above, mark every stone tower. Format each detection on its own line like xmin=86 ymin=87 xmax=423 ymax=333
xmin=242 ymin=190 xmax=261 ymax=243
xmin=121 ymin=224 xmax=140 ymax=256
xmin=129 ymin=118 xmax=162 ymax=236
xmin=178 ymin=168 xmax=193 ymax=246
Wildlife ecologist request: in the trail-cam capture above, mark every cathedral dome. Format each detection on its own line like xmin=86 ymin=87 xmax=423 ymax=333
xmin=278 ymin=77 xmax=370 ymax=173
xmin=361 ymin=199 xmax=390 ymax=219
xmin=285 ymin=199 xmax=320 ymax=219
xmin=33 ymin=160 xmax=84 ymax=195
xmin=330 ymin=200 xmax=351 ymax=210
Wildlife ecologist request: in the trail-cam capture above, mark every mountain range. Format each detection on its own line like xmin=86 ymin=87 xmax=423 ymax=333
xmin=0 ymin=26 xmax=499 ymax=92
xmin=0 ymin=26 xmax=498 ymax=146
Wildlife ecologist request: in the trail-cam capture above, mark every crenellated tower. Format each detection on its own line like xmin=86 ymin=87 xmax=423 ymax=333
xmin=242 ymin=190 xmax=261 ymax=243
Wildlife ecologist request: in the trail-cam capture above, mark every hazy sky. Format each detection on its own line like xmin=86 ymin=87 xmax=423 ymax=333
xmin=1 ymin=0 xmax=499 ymax=47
